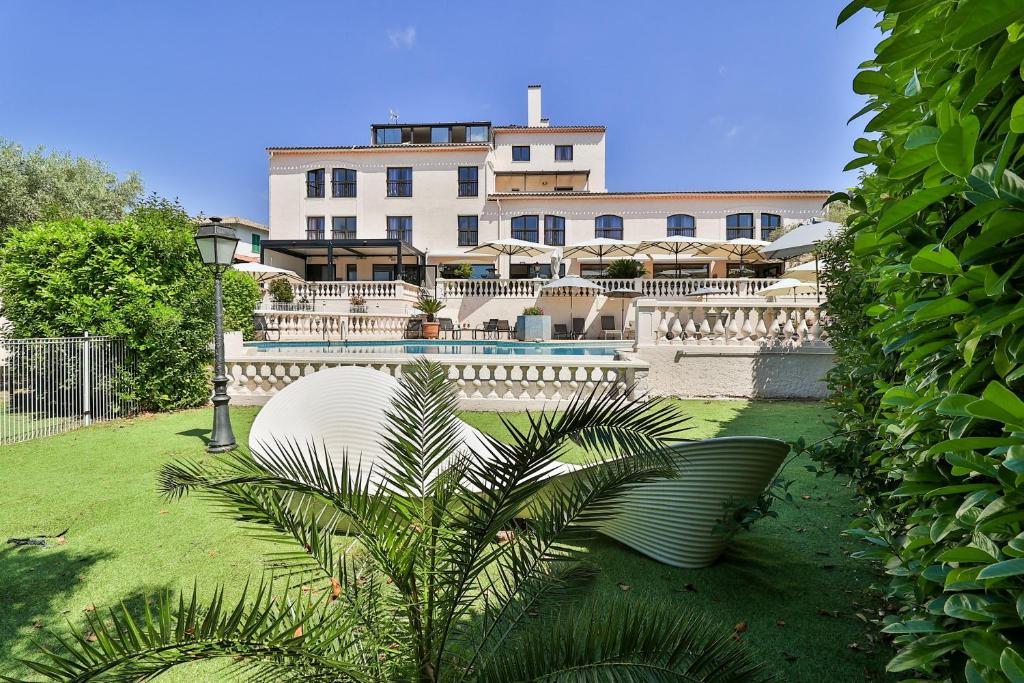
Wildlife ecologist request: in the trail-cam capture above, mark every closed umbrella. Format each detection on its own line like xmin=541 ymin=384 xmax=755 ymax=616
xmin=562 ymin=238 xmax=639 ymax=270
xmin=540 ymin=275 xmax=606 ymax=335
xmin=637 ymin=236 xmax=709 ymax=277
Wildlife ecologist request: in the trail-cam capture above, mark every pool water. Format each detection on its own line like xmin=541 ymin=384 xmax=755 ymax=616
xmin=246 ymin=340 xmax=629 ymax=356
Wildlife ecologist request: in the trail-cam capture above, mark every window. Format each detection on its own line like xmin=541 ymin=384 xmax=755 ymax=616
xmin=667 ymin=214 xmax=695 ymax=237
xmin=595 ymin=214 xmax=623 ymax=239
xmin=726 ymin=213 xmax=754 ymax=239
xmin=306 ymin=168 xmax=325 ymax=198
xmin=512 ymin=145 xmax=530 ymax=161
xmin=332 ymin=216 xmax=356 ymax=239
xmin=387 ymin=167 xmax=412 ymax=197
xmin=251 ymin=233 xmax=261 ymax=253
xmin=466 ymin=126 xmax=489 ymax=142
xmin=331 ymin=168 xmax=356 ymax=197
xmin=554 ymin=145 xmax=573 ymax=161
xmin=345 ymin=264 xmax=358 ymax=281
xmin=580 ymin=263 xmax=609 ymax=278
xmin=511 ymin=215 xmax=539 ymax=242
xmin=386 ymin=216 xmax=412 ymax=242
xmin=457 ymin=215 xmax=478 ymax=246
xmin=306 ymin=216 xmax=325 ymax=240
xmin=458 ymin=166 xmax=479 ymax=197
xmin=431 ymin=127 xmax=450 ymax=143
xmin=375 ymin=128 xmax=402 ymax=144
xmin=544 ymin=215 xmax=565 ymax=246
xmin=509 ymin=263 xmax=555 ymax=280
xmin=760 ymin=213 xmax=782 ymax=240
xmin=372 ymin=264 xmax=396 ymax=281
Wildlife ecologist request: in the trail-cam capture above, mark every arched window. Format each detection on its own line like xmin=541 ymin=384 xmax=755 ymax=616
xmin=544 ymin=215 xmax=565 ymax=246
xmin=511 ymin=215 xmax=539 ymax=242
xmin=595 ymin=215 xmax=623 ymax=239
xmin=760 ymin=213 xmax=781 ymax=240
xmin=667 ymin=214 xmax=695 ymax=237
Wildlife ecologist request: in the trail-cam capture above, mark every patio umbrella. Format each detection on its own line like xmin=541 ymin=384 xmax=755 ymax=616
xmin=232 ymin=262 xmax=304 ymax=283
xmin=763 ymin=219 xmax=842 ymax=260
xmin=540 ymin=275 xmax=606 ymax=334
xmin=604 ymin=287 xmax=643 ymax=333
xmin=786 ymin=260 xmax=823 ymax=283
xmin=756 ymin=278 xmax=819 ymax=301
xmin=637 ymin=236 xmax=709 ymax=276
xmin=697 ymin=238 xmax=771 ymax=275
xmin=562 ymin=238 xmax=639 ymax=269
xmin=467 ymin=238 xmax=554 ymax=277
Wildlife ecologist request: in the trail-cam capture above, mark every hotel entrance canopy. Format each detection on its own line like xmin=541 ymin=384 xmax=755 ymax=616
xmin=260 ymin=238 xmax=426 ymax=283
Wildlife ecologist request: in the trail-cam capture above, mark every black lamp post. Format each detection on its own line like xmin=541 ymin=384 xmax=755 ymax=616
xmin=194 ymin=217 xmax=239 ymax=452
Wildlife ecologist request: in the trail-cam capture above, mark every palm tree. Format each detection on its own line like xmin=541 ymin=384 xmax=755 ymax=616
xmin=15 ymin=360 xmax=773 ymax=682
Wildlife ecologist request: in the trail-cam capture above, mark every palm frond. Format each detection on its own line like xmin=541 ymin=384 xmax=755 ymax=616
xmin=470 ymin=600 xmax=777 ymax=683
xmin=8 ymin=583 xmax=373 ymax=683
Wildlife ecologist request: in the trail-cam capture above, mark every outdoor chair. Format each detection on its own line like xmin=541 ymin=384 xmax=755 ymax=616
xmin=253 ymin=314 xmax=280 ymax=341
xmin=552 ymin=323 xmax=570 ymax=340
xmin=438 ymin=318 xmax=458 ymax=339
xmin=496 ymin=320 xmax=512 ymax=339
xmin=600 ymin=315 xmax=621 ymax=340
xmin=571 ymin=317 xmax=586 ymax=340
xmin=250 ymin=366 xmax=789 ymax=569
xmin=404 ymin=318 xmax=423 ymax=339
xmin=481 ymin=319 xmax=499 ymax=339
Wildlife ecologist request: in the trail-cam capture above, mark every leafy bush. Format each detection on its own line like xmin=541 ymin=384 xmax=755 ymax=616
xmin=0 ymin=198 xmax=214 ymax=410
xmin=221 ymin=269 xmax=261 ymax=340
xmin=605 ymin=258 xmax=646 ymax=279
xmin=413 ymin=296 xmax=445 ymax=321
xmin=817 ymin=1 xmax=1024 ymax=678
xmin=442 ymin=262 xmax=473 ymax=279
xmin=522 ymin=305 xmax=545 ymax=316
xmin=267 ymin=277 xmax=293 ymax=303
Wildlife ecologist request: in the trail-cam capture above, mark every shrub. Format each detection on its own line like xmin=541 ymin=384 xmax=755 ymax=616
xmin=349 ymin=294 xmax=366 ymax=306
xmin=605 ymin=259 xmax=646 ymax=279
xmin=442 ymin=262 xmax=473 ymax=279
xmin=522 ymin=305 xmax=545 ymax=316
xmin=818 ymin=2 xmax=1024 ymax=678
xmin=0 ymin=198 xmax=214 ymax=410
xmin=413 ymin=296 xmax=445 ymax=322
xmin=267 ymin=277 xmax=293 ymax=303
xmin=221 ymin=269 xmax=261 ymax=340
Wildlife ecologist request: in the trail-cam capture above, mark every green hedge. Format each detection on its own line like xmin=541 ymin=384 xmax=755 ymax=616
xmin=0 ymin=199 xmax=260 ymax=411
xmin=817 ymin=1 xmax=1024 ymax=678
xmin=222 ymin=269 xmax=261 ymax=341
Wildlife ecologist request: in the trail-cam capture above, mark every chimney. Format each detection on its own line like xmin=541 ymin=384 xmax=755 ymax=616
xmin=527 ymin=84 xmax=542 ymax=127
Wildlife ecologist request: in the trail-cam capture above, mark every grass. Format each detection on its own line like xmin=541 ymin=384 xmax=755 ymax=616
xmin=0 ymin=400 xmax=890 ymax=681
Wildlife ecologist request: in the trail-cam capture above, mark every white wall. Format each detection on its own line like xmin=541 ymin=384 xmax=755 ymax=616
xmin=491 ymin=130 xmax=607 ymax=191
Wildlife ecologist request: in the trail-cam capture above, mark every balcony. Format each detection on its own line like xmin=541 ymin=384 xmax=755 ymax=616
xmin=306 ymin=229 xmax=325 ymax=240
xmin=494 ymin=171 xmax=589 ymax=193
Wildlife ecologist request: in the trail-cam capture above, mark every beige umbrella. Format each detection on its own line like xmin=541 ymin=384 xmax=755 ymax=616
xmin=756 ymin=278 xmax=819 ymax=300
xmin=697 ymin=238 xmax=771 ymax=276
xmin=637 ymin=236 xmax=710 ymax=276
xmin=232 ymin=262 xmax=304 ymax=283
xmin=562 ymin=238 xmax=639 ymax=269
xmin=466 ymin=238 xmax=554 ymax=277
xmin=787 ymin=260 xmax=823 ymax=283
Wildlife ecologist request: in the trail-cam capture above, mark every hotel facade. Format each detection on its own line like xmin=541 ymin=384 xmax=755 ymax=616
xmin=261 ymin=85 xmax=829 ymax=286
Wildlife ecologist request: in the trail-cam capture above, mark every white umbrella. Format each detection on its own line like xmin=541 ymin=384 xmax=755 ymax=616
xmin=540 ymin=276 xmax=606 ymax=335
xmin=756 ymin=278 xmax=819 ymax=300
xmin=787 ymin=260 xmax=823 ymax=283
xmin=604 ymin=287 xmax=643 ymax=333
xmin=232 ymin=262 xmax=304 ymax=283
xmin=637 ymin=236 xmax=710 ymax=276
xmin=697 ymin=238 xmax=772 ymax=275
xmin=562 ymin=238 xmax=639 ymax=268
xmin=763 ymin=220 xmax=842 ymax=260
xmin=467 ymin=238 xmax=554 ymax=277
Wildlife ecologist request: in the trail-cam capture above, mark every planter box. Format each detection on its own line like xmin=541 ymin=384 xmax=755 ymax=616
xmin=349 ymin=305 xmax=368 ymax=314
xmin=516 ymin=315 xmax=551 ymax=341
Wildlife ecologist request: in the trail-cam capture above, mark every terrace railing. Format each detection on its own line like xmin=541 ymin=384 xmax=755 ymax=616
xmin=292 ymin=280 xmax=422 ymax=302
xmin=0 ymin=335 xmax=138 ymax=444
xmin=437 ymin=277 xmax=790 ymax=299
xmin=255 ymin=311 xmax=410 ymax=340
xmin=633 ymin=300 xmax=826 ymax=348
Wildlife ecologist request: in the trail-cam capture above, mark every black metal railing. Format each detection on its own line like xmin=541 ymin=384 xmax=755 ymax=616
xmin=306 ymin=229 xmax=325 ymax=240
xmin=387 ymin=181 xmax=412 ymax=197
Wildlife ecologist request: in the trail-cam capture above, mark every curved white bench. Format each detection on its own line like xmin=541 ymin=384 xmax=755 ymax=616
xmin=249 ymin=366 xmax=789 ymax=568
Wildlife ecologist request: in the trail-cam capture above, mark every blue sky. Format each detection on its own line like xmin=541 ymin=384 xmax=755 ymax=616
xmin=0 ymin=1 xmax=878 ymax=223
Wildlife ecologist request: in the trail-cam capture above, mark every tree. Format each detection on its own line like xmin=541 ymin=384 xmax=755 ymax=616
xmin=15 ymin=361 xmax=772 ymax=682
xmin=0 ymin=198 xmax=219 ymax=410
xmin=605 ymin=259 xmax=647 ymax=279
xmin=0 ymin=139 xmax=142 ymax=236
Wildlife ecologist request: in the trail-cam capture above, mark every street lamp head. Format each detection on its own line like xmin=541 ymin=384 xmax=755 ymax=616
xmin=194 ymin=217 xmax=239 ymax=269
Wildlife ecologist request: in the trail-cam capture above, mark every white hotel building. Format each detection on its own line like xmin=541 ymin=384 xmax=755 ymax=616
xmin=261 ymin=85 xmax=828 ymax=289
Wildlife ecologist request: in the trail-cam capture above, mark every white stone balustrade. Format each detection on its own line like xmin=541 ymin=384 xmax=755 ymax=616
xmin=226 ymin=354 xmax=647 ymax=408
xmin=437 ymin=277 xmax=797 ymax=300
xmin=633 ymin=299 xmax=827 ymax=348
xmin=255 ymin=311 xmax=409 ymax=340
xmin=291 ymin=280 xmax=422 ymax=301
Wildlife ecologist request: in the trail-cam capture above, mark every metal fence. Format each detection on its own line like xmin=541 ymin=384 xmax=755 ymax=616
xmin=0 ymin=335 xmax=138 ymax=444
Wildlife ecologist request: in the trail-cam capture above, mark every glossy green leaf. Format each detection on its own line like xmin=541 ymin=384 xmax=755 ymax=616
xmin=978 ymin=558 xmax=1024 ymax=580
xmin=937 ymin=115 xmax=980 ymax=178
xmin=944 ymin=0 xmax=1024 ymax=49
xmin=911 ymin=244 xmax=962 ymax=274
xmin=1012 ymin=97 xmax=1024 ymax=134
xmin=877 ymin=183 xmax=963 ymax=233
xmin=1000 ymin=647 xmax=1024 ymax=683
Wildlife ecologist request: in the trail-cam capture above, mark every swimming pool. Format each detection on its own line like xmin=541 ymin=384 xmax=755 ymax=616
xmin=246 ymin=340 xmax=630 ymax=357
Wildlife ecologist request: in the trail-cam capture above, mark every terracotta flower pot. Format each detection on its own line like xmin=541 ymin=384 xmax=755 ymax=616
xmin=422 ymin=321 xmax=440 ymax=339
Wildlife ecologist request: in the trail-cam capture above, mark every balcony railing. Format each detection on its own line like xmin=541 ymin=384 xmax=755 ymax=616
xmin=437 ymin=277 xmax=801 ymax=300
xmin=634 ymin=300 xmax=827 ymax=348
xmin=386 ymin=181 xmax=412 ymax=197
xmin=306 ymin=229 xmax=325 ymax=240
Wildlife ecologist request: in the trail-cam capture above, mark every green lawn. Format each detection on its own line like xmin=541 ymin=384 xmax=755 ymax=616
xmin=1 ymin=401 xmax=890 ymax=681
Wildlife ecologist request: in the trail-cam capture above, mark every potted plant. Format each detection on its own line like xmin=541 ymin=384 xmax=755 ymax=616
xmin=414 ymin=296 xmax=446 ymax=339
xmin=349 ymin=294 xmax=367 ymax=314
xmin=268 ymin=278 xmax=294 ymax=304
xmin=516 ymin=305 xmax=551 ymax=341
xmin=605 ymin=259 xmax=647 ymax=279
xmin=442 ymin=263 xmax=473 ymax=279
